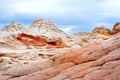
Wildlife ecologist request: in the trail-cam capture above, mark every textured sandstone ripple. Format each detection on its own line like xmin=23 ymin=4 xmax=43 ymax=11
xmin=0 ymin=20 xmax=120 ymax=80
xmin=0 ymin=32 xmax=120 ymax=80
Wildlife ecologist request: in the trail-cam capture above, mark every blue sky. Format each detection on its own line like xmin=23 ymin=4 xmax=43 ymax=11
xmin=0 ymin=0 xmax=120 ymax=34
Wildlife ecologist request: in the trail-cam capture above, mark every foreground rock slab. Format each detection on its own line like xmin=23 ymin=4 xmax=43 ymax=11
xmin=0 ymin=32 xmax=120 ymax=80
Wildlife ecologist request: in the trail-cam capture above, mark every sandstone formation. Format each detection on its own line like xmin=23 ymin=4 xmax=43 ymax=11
xmin=73 ymin=32 xmax=108 ymax=47
xmin=92 ymin=26 xmax=111 ymax=36
xmin=28 ymin=19 xmax=80 ymax=47
xmin=0 ymin=19 xmax=120 ymax=80
xmin=2 ymin=22 xmax=26 ymax=32
xmin=0 ymin=31 xmax=120 ymax=80
xmin=111 ymin=22 xmax=120 ymax=34
xmin=17 ymin=33 xmax=67 ymax=48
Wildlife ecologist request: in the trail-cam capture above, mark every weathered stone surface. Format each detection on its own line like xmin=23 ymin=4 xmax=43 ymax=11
xmin=73 ymin=32 xmax=109 ymax=47
xmin=2 ymin=22 xmax=26 ymax=32
xmin=17 ymin=33 xmax=67 ymax=48
xmin=111 ymin=22 xmax=120 ymax=34
xmin=2 ymin=59 xmax=53 ymax=77
xmin=28 ymin=19 xmax=80 ymax=47
xmin=92 ymin=26 xmax=111 ymax=36
xmin=8 ymin=62 xmax=74 ymax=80
xmin=51 ymin=33 xmax=120 ymax=65
xmin=50 ymin=48 xmax=120 ymax=80
xmin=0 ymin=19 xmax=120 ymax=80
xmin=0 ymin=32 xmax=119 ymax=80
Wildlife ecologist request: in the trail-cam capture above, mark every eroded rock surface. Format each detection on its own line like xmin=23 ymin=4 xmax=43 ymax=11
xmin=28 ymin=19 xmax=79 ymax=47
xmin=111 ymin=22 xmax=120 ymax=34
xmin=92 ymin=26 xmax=111 ymax=36
xmin=17 ymin=33 xmax=67 ymax=48
xmin=0 ymin=32 xmax=120 ymax=80
xmin=2 ymin=22 xmax=26 ymax=32
xmin=0 ymin=19 xmax=120 ymax=80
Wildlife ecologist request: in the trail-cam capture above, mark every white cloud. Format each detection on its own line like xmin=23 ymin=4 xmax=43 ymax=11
xmin=1 ymin=0 xmax=120 ymax=19
xmin=100 ymin=0 xmax=120 ymax=17
xmin=0 ymin=0 xmax=105 ymax=20
xmin=0 ymin=0 xmax=120 ymax=33
xmin=1 ymin=0 xmax=79 ymax=17
xmin=63 ymin=27 xmax=74 ymax=33
xmin=58 ymin=25 xmax=77 ymax=34
xmin=11 ymin=0 xmax=58 ymax=14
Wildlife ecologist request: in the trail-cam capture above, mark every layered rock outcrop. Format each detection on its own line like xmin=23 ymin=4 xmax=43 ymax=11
xmin=2 ymin=22 xmax=26 ymax=32
xmin=0 ymin=30 xmax=120 ymax=80
xmin=111 ymin=22 xmax=120 ymax=34
xmin=17 ymin=33 xmax=67 ymax=48
xmin=92 ymin=26 xmax=111 ymax=36
xmin=73 ymin=32 xmax=108 ymax=47
xmin=28 ymin=19 xmax=79 ymax=47
xmin=0 ymin=19 xmax=120 ymax=80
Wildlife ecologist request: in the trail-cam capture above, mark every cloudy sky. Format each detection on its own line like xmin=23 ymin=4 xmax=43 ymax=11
xmin=0 ymin=0 xmax=120 ymax=34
